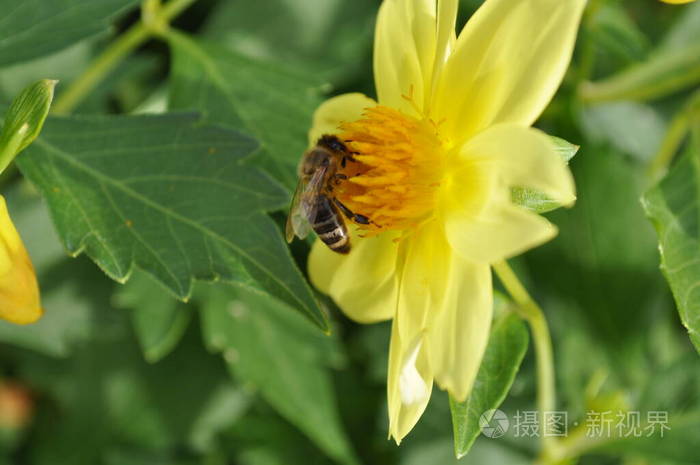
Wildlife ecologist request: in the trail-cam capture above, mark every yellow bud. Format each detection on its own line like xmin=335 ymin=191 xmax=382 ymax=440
xmin=0 ymin=196 xmax=42 ymax=324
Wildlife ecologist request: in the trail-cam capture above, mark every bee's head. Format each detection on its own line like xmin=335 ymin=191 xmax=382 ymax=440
xmin=318 ymin=135 xmax=348 ymax=154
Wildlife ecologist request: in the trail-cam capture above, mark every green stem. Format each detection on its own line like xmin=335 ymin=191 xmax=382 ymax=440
xmin=51 ymin=0 xmax=196 ymax=115
xmin=539 ymin=424 xmax=608 ymax=464
xmin=647 ymin=109 xmax=691 ymax=183
xmin=576 ymin=0 xmax=603 ymax=83
xmin=647 ymin=89 xmax=700 ymax=183
xmin=578 ymin=43 xmax=700 ymax=104
xmin=492 ymin=261 xmax=558 ymax=459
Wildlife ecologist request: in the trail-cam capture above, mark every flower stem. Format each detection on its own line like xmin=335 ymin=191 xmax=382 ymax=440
xmin=576 ymin=0 xmax=603 ymax=83
xmin=647 ymin=89 xmax=700 ymax=183
xmin=492 ymin=261 xmax=558 ymax=458
xmin=578 ymin=43 xmax=700 ymax=104
xmin=51 ymin=0 xmax=196 ymax=115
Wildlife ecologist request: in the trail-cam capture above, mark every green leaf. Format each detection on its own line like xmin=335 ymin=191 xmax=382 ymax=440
xmin=22 ymin=314 xmax=236 ymax=464
xmin=591 ymin=3 xmax=650 ymax=64
xmin=0 ymin=79 xmax=56 ymax=172
xmin=449 ymin=309 xmax=529 ymax=459
xmin=550 ymin=135 xmax=580 ymax=164
xmin=167 ymin=31 xmax=324 ymax=190
xmin=511 ymin=189 xmax=563 ymax=215
xmin=511 ymin=136 xmax=579 ymax=214
xmin=0 ymin=0 xmax=138 ymax=67
xmin=199 ymin=284 xmax=357 ymax=465
xmin=16 ymin=112 xmax=328 ymax=330
xmin=202 ymin=0 xmax=375 ymax=82
xmin=114 ymin=270 xmax=192 ymax=363
xmin=642 ymin=126 xmax=700 ymax=353
xmin=187 ymin=384 xmax=251 ymax=453
xmin=226 ymin=406 xmax=339 ymax=465
xmin=580 ymin=101 xmax=666 ymax=162
xmin=659 ymin=1 xmax=700 ymax=53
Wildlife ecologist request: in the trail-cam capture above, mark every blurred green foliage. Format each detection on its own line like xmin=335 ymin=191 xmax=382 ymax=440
xmin=0 ymin=0 xmax=699 ymax=464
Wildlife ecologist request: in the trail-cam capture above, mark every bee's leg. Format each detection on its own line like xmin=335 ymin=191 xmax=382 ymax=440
xmin=333 ymin=173 xmax=347 ymax=185
xmin=353 ymin=213 xmax=370 ymax=225
xmin=341 ymin=143 xmax=359 ymax=163
xmin=341 ymin=155 xmax=358 ymax=167
xmin=333 ymin=198 xmax=371 ymax=225
xmin=333 ymin=198 xmax=355 ymax=220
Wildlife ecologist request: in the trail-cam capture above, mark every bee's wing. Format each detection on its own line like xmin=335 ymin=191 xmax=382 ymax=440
xmin=285 ymin=166 xmax=327 ymax=243
xmin=286 ymin=178 xmax=312 ymax=242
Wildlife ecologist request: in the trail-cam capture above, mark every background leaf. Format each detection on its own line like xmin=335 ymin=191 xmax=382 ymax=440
xmin=580 ymin=101 xmax=666 ymax=162
xmin=201 ymin=0 xmax=375 ymax=84
xmin=18 ymin=317 xmax=240 ymax=465
xmin=199 ymin=284 xmax=355 ymax=465
xmin=659 ymin=1 xmax=700 ymax=53
xmin=0 ymin=0 xmax=138 ymax=67
xmin=15 ymin=112 xmax=328 ymax=329
xmin=589 ymin=3 xmax=649 ymax=64
xmin=114 ymin=270 xmax=192 ymax=363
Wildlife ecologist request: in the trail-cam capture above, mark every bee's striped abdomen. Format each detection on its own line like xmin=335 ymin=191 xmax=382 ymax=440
xmin=312 ymin=195 xmax=350 ymax=254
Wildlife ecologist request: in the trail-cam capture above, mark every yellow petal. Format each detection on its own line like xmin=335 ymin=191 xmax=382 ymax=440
xmin=435 ymin=0 xmax=458 ymax=68
xmin=427 ymin=257 xmax=492 ymax=401
xmin=433 ymin=0 xmax=586 ymax=142
xmin=387 ymin=319 xmax=433 ymax=444
xmin=308 ymin=230 xmax=400 ymax=323
xmin=444 ymin=192 xmax=557 ymax=264
xmin=440 ymin=124 xmax=573 ymax=263
xmin=395 ymin=222 xmax=444 ymax=342
xmin=660 ymin=0 xmax=695 ymax=3
xmin=464 ymin=124 xmax=575 ymax=205
xmin=429 ymin=0 xmax=458 ymax=101
xmin=394 ymin=222 xmax=492 ymax=401
xmin=0 ymin=197 xmax=42 ymax=324
xmin=387 ymin=222 xmax=466 ymax=443
xmin=374 ymin=0 xmax=437 ymax=115
xmin=308 ymin=93 xmax=376 ymax=146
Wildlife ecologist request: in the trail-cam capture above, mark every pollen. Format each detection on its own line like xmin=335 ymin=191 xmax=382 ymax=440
xmin=336 ymin=106 xmax=446 ymax=235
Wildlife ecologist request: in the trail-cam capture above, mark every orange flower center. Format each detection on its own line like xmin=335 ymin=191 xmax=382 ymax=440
xmin=336 ymin=106 xmax=446 ymax=235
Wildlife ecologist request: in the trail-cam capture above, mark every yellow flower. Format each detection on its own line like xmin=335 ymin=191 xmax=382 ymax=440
xmin=660 ymin=0 xmax=695 ymax=3
xmin=307 ymin=0 xmax=584 ymax=443
xmin=0 ymin=196 xmax=42 ymax=324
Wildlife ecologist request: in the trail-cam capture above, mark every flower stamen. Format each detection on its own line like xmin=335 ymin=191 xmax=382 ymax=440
xmin=336 ymin=106 xmax=445 ymax=235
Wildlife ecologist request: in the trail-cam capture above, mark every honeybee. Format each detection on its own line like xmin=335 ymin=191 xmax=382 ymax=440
xmin=286 ymin=135 xmax=369 ymax=254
